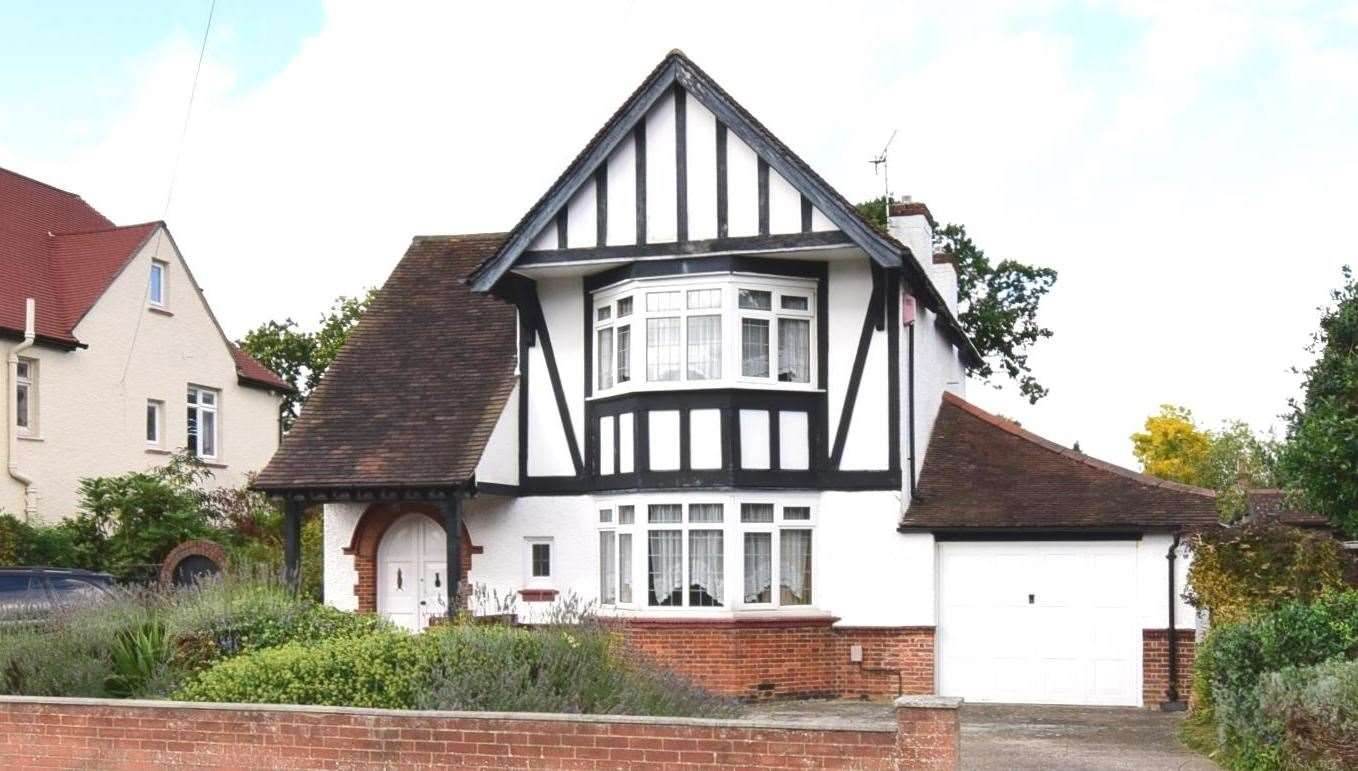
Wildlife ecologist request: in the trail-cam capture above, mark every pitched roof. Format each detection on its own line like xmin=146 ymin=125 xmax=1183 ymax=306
xmin=901 ymin=392 xmax=1220 ymax=532
xmin=467 ymin=50 xmax=981 ymax=368
xmin=254 ymin=234 xmax=518 ymax=492
xmin=0 ymin=166 xmax=285 ymax=390
xmin=1245 ymin=488 xmax=1333 ymax=530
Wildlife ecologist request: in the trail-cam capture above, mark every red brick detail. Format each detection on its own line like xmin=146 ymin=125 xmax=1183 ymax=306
xmin=157 ymin=539 xmax=230 ymax=586
xmin=1142 ymin=628 xmax=1195 ymax=708
xmin=0 ymin=696 xmax=953 ymax=770
xmin=617 ymin=618 xmax=936 ymax=701
xmin=344 ymin=502 xmax=480 ymax=613
xmin=518 ymin=588 xmax=559 ymax=602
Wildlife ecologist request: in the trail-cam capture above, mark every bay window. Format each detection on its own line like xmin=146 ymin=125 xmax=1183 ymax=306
xmin=592 ymin=275 xmax=816 ymax=395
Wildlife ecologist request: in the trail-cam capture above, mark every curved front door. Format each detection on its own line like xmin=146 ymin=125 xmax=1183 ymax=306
xmin=376 ymin=513 xmax=448 ymax=631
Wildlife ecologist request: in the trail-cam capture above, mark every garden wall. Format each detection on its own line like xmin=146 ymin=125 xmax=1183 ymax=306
xmin=0 ymin=694 xmax=961 ymax=770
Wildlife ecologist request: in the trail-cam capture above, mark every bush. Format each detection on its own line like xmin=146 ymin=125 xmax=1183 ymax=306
xmin=1186 ymin=520 xmax=1348 ymax=626
xmin=1259 ymin=659 xmax=1358 ymax=770
xmin=174 ymin=631 xmax=427 ymax=709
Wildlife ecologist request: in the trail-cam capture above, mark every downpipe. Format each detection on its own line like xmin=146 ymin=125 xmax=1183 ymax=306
xmin=1162 ymin=533 xmax=1186 ymax=711
xmin=6 ymin=298 xmax=37 ymax=520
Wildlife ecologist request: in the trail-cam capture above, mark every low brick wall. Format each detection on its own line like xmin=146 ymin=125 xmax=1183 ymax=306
xmin=0 ymin=694 xmax=961 ymax=770
xmin=619 ymin=617 xmax=935 ymax=700
xmin=1143 ymin=628 xmax=1196 ymax=708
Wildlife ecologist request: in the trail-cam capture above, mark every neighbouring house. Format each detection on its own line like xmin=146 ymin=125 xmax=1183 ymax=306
xmin=1 ymin=167 xmax=289 ymax=521
xmin=255 ymin=51 xmax=1216 ymax=708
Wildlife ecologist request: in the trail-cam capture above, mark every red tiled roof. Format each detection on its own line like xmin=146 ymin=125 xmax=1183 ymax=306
xmin=0 ymin=166 xmax=285 ymax=390
xmin=1245 ymin=489 xmax=1332 ymax=530
xmin=901 ymin=392 xmax=1220 ymax=532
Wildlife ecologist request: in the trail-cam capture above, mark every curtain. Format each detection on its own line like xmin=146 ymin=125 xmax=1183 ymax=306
xmin=687 ymin=288 xmax=722 ymax=309
xmin=597 ymin=328 xmax=614 ymax=390
xmin=648 ymin=531 xmax=683 ymax=606
xmin=599 ymin=532 xmax=616 ymax=604
xmin=742 ymin=318 xmax=769 ymax=377
xmin=688 ymin=503 xmax=723 ymax=523
xmin=778 ymin=318 xmax=810 ymax=383
xmin=618 ymin=534 xmax=632 ymax=604
xmin=744 ymin=532 xmax=772 ymax=603
xmin=780 ymin=530 xmax=812 ymax=605
xmin=740 ymin=503 xmax=775 ymax=523
xmin=616 ymin=326 xmax=630 ymax=383
xmin=686 ymin=315 xmax=721 ymax=380
xmin=647 ymin=317 xmax=681 ymax=381
xmin=648 ymin=503 xmax=682 ymax=523
xmin=689 ymin=530 xmax=723 ymax=607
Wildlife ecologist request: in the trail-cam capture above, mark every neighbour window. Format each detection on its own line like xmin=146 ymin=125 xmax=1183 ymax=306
xmin=186 ymin=386 xmax=218 ymax=459
xmin=531 ymin=542 xmax=551 ymax=578
xmin=146 ymin=399 xmax=164 ymax=445
xmin=149 ymin=260 xmax=167 ymax=307
xmin=14 ymin=359 xmax=34 ymax=434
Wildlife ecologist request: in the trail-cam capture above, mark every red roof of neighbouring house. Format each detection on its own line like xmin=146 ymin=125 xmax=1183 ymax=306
xmin=0 ymin=166 xmax=287 ymax=390
xmin=901 ymin=392 xmax=1220 ymax=532
xmin=1245 ymin=489 xmax=1333 ymax=530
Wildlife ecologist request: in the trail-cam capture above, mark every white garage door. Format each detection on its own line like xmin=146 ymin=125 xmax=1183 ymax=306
xmin=937 ymin=541 xmax=1141 ymax=706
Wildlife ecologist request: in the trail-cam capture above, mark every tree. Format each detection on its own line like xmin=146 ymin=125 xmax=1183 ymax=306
xmin=856 ymin=198 xmax=1057 ymax=402
xmin=239 ymin=290 xmax=377 ymax=430
xmin=1278 ymin=266 xmax=1358 ymax=536
xmin=1131 ymin=404 xmax=1279 ymax=520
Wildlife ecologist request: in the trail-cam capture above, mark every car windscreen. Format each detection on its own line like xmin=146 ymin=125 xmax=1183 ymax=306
xmin=0 ymin=574 xmax=51 ymax=620
xmin=46 ymin=576 xmax=111 ymax=609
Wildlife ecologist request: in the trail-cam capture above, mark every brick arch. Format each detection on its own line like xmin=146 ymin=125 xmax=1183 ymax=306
xmin=342 ymin=502 xmax=480 ymax=613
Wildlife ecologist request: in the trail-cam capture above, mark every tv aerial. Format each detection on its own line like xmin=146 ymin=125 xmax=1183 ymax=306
xmin=870 ymin=129 xmax=898 ymax=203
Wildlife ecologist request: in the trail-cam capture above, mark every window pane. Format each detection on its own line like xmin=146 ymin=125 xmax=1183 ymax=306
xmin=780 ymin=295 xmax=809 ymax=311
xmin=741 ymin=319 xmax=770 ymax=378
xmin=146 ymin=403 xmax=158 ymax=442
xmin=646 ymin=291 xmax=681 ymax=312
xmin=150 ymin=264 xmax=163 ymax=303
xmin=686 ymin=315 xmax=721 ymax=380
xmin=618 ymin=505 xmax=635 ymax=525
xmin=618 ymin=533 xmax=633 ymax=603
xmin=741 ymin=503 xmax=775 ymax=523
xmin=201 ymin=391 xmax=216 ymax=406
xmin=743 ymin=532 xmax=773 ymax=603
xmin=778 ymin=319 xmax=811 ymax=383
xmin=617 ymin=297 xmax=633 ymax=317
xmin=648 ymin=504 xmax=682 ymax=523
xmin=186 ymin=406 xmax=198 ymax=456
xmin=646 ymin=318 xmax=681 ymax=382
xmin=599 ymin=532 xmax=617 ymax=604
xmin=689 ymin=530 xmax=723 ymax=607
xmin=648 ymin=530 xmax=683 ymax=606
xmin=687 ymin=288 xmax=721 ymax=310
xmin=200 ymin=409 xmax=216 ymax=457
xmin=597 ymin=327 xmax=614 ymax=390
xmin=597 ymin=306 xmax=612 ymax=321
xmin=688 ymin=503 xmax=723 ymax=523
xmin=15 ymin=384 xmax=28 ymax=429
xmin=15 ymin=362 xmax=29 ymax=379
xmin=780 ymin=530 xmax=812 ymax=605
xmin=187 ymin=387 xmax=197 ymax=404
xmin=738 ymin=289 xmax=772 ymax=310
xmin=616 ymin=326 xmax=631 ymax=383
xmin=532 ymin=543 xmax=551 ymax=577
xmin=783 ymin=506 xmax=811 ymax=521
xmin=599 ymin=508 xmax=613 ymax=523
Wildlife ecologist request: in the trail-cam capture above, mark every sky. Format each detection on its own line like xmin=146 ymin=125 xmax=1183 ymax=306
xmin=3 ymin=0 xmax=1356 ymax=468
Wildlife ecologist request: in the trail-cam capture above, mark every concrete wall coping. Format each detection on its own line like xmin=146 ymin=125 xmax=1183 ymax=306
xmin=895 ymin=695 xmax=963 ymax=710
xmin=0 ymin=695 xmax=897 ymax=734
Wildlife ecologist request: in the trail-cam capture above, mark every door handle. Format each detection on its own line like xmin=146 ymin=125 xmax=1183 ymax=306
xmin=419 ymin=600 xmax=427 ymax=606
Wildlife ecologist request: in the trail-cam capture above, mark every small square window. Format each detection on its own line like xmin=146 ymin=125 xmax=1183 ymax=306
xmin=618 ymin=505 xmax=635 ymax=525
xmin=783 ymin=506 xmax=811 ymax=521
xmin=531 ymin=542 xmax=551 ymax=578
xmin=646 ymin=291 xmax=682 ymax=312
xmin=599 ymin=508 xmax=613 ymax=524
xmin=689 ymin=503 xmax=724 ymax=523
xmin=597 ymin=306 xmax=612 ymax=322
xmin=740 ymin=503 xmax=775 ymax=523
xmin=738 ymin=289 xmax=772 ymax=310
xmin=780 ymin=295 xmax=809 ymax=311
xmin=687 ymin=288 xmax=721 ymax=310
xmin=648 ymin=504 xmax=682 ymax=524
xmin=617 ymin=297 xmax=633 ymax=317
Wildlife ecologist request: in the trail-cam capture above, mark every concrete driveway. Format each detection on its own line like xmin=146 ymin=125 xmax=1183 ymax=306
xmin=745 ymin=700 xmax=1216 ymax=770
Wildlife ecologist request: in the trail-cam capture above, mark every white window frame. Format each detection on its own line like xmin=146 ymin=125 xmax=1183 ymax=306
xmin=590 ymin=274 xmax=817 ymax=398
xmin=149 ymin=260 xmax=168 ymax=308
xmin=14 ymin=358 xmax=35 ymax=436
xmin=524 ymin=537 xmax=554 ymax=588
xmin=146 ymin=399 xmax=164 ymax=447
xmin=186 ymin=385 xmax=219 ymax=460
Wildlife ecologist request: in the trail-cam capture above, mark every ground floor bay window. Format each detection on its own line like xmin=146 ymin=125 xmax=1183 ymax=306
xmin=597 ymin=496 xmax=814 ymax=613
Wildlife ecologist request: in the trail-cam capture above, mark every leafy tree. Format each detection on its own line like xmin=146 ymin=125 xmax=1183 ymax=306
xmin=239 ymin=290 xmax=376 ymax=430
xmin=856 ymin=198 xmax=1056 ymax=402
xmin=1131 ymin=405 xmax=1278 ymax=520
xmin=1278 ymin=267 xmax=1358 ymax=536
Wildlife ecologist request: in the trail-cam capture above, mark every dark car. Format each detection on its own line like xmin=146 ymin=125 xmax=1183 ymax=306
xmin=0 ymin=567 xmax=116 ymax=622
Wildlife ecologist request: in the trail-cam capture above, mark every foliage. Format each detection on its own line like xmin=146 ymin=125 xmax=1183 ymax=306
xmin=1278 ymin=266 xmax=1358 ymax=537
xmin=1131 ymin=405 xmax=1279 ymax=520
xmin=174 ymin=631 xmax=427 ymax=709
xmin=0 ymin=512 xmax=82 ymax=566
xmin=1259 ymin=659 xmax=1358 ymax=770
xmin=1187 ymin=521 xmax=1347 ymax=626
xmin=239 ymin=289 xmax=377 ymax=430
xmin=855 ymin=198 xmax=1057 ymax=403
xmin=104 ymin=620 xmax=174 ymax=698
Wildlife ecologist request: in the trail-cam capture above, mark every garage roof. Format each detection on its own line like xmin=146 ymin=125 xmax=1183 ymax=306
xmin=901 ymin=392 xmax=1219 ymax=533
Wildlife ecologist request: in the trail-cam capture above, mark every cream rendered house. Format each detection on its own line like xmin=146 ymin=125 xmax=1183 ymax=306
xmin=1 ymin=167 xmax=288 ymax=522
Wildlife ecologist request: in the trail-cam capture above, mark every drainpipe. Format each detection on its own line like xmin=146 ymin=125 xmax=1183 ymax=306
xmin=7 ymin=298 xmax=37 ymax=520
xmin=1162 ymin=534 xmax=1185 ymax=711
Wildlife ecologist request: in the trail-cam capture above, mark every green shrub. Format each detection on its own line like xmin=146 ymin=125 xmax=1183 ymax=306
xmin=1259 ymin=659 xmax=1358 ymax=770
xmin=174 ymin=631 xmax=427 ymax=709
xmin=105 ymin=620 xmax=174 ymax=698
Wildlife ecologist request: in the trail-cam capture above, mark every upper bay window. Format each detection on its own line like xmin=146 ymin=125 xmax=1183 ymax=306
xmin=592 ymin=275 xmax=815 ymax=396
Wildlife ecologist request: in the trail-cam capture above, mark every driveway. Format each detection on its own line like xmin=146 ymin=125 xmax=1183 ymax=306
xmin=745 ymin=701 xmax=1216 ymax=770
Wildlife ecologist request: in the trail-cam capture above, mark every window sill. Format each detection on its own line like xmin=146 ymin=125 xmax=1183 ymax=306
xmin=16 ymin=433 xmax=43 ymax=442
xmin=148 ymin=306 xmax=173 ymax=317
xmin=517 ymin=588 xmax=559 ymax=603
xmin=589 ymin=383 xmax=824 ymax=401
xmin=145 ymin=447 xmax=172 ymax=455
xmin=595 ymin=608 xmax=834 ymax=624
xmin=192 ymin=459 xmax=228 ymax=469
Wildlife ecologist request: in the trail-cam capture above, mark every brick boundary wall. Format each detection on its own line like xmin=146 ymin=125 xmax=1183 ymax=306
xmin=618 ymin=618 xmax=936 ymax=700
xmin=1142 ymin=628 xmax=1196 ymax=708
xmin=0 ymin=695 xmax=961 ymax=770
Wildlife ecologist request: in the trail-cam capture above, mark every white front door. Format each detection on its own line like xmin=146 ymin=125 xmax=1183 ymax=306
xmin=936 ymin=541 xmax=1141 ymax=706
xmin=377 ymin=514 xmax=448 ymax=631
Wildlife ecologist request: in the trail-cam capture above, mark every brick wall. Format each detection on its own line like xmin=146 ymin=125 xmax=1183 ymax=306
xmin=617 ymin=618 xmax=935 ymax=700
xmin=0 ymin=695 xmax=961 ymax=770
xmin=1142 ymin=628 xmax=1196 ymax=708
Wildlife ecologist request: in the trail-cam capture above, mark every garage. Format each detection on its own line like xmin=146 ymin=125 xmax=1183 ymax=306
xmin=936 ymin=540 xmax=1142 ymax=706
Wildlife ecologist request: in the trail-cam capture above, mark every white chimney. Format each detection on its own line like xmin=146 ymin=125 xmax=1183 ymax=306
xmin=887 ymin=200 xmax=958 ymax=316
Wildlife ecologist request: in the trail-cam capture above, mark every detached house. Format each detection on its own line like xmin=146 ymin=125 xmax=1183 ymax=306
xmin=2 ymin=168 xmax=288 ymax=521
xmin=257 ymin=52 xmax=1216 ymax=708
